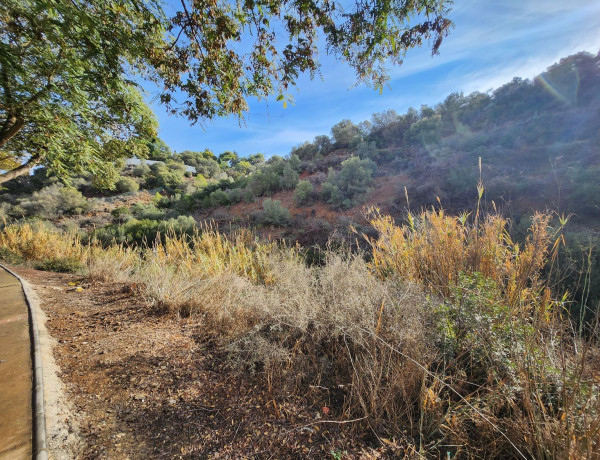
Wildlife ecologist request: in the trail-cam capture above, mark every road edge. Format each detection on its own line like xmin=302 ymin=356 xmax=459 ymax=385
xmin=0 ymin=264 xmax=48 ymax=460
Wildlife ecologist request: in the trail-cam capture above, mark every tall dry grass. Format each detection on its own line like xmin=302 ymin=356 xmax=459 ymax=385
xmin=0 ymin=221 xmax=92 ymax=270
xmin=1 ymin=212 xmax=599 ymax=458
xmin=367 ymin=208 xmax=552 ymax=306
xmin=365 ymin=208 xmax=599 ymax=459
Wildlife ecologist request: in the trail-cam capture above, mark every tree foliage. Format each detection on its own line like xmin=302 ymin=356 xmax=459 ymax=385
xmin=0 ymin=0 xmax=163 ymax=185
xmin=1 ymin=0 xmax=452 ymax=184
xmin=163 ymin=0 xmax=452 ymax=122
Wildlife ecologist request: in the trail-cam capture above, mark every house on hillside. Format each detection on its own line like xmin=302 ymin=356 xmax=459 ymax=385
xmin=125 ymin=157 xmax=196 ymax=174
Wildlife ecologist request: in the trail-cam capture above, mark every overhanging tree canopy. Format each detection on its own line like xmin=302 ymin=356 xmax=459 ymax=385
xmin=0 ymin=0 xmax=452 ymax=185
xmin=0 ymin=0 xmax=165 ymax=186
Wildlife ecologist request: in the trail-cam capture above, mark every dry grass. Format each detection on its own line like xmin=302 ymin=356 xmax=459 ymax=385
xmin=0 ymin=221 xmax=91 ymax=270
xmin=367 ymin=208 xmax=552 ymax=305
xmin=1 ymin=212 xmax=599 ymax=458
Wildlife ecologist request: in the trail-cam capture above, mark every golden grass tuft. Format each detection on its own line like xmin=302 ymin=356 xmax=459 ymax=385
xmin=0 ymin=221 xmax=91 ymax=269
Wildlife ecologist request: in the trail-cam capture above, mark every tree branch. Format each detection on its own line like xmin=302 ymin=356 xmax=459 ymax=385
xmin=0 ymin=153 xmax=41 ymax=185
xmin=0 ymin=114 xmax=24 ymax=149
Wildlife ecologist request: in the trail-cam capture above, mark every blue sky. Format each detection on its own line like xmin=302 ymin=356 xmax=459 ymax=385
xmin=148 ymin=0 xmax=600 ymax=158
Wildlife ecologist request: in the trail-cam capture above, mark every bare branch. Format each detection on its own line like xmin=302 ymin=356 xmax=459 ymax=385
xmin=0 ymin=153 xmax=41 ymax=185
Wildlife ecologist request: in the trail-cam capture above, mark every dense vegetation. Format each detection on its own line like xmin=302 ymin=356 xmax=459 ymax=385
xmin=2 ymin=51 xmax=600 ymax=457
xmin=1 ymin=207 xmax=598 ymax=458
xmin=2 ymin=52 xmax=599 ymax=311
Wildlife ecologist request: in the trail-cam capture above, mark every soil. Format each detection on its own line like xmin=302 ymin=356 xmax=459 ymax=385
xmin=12 ymin=268 xmax=407 ymax=459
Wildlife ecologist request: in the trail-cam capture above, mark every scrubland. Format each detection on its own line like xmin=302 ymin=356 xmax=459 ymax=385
xmin=2 ymin=206 xmax=599 ymax=459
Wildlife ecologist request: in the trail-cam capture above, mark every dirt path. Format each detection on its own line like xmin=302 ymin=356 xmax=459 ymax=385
xmin=0 ymin=267 xmax=32 ymax=459
xmin=10 ymin=267 xmax=398 ymax=459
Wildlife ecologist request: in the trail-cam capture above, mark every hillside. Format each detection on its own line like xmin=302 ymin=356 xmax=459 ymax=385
xmin=2 ymin=50 xmax=600 ymax=459
xmin=3 ymin=51 xmax=599 ymax=305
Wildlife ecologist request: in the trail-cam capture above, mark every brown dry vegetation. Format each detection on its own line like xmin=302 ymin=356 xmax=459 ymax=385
xmin=1 ymin=209 xmax=600 ymax=458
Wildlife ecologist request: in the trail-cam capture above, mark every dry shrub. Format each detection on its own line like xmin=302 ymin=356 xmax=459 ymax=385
xmin=367 ymin=208 xmax=553 ymax=305
xmin=85 ymin=245 xmax=140 ymax=283
xmin=0 ymin=221 xmax=90 ymax=270
xmin=224 ymin=253 xmax=435 ymax=436
xmin=3 ymin=212 xmax=600 ymax=458
xmin=364 ymin=208 xmax=600 ymax=459
xmin=131 ymin=239 xmax=434 ymax=435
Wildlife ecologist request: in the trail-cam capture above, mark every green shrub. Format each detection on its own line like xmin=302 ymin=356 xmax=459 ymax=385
xmin=209 ymin=189 xmax=229 ymax=207
xmin=226 ymin=188 xmax=243 ymax=204
xmin=321 ymin=156 xmax=376 ymax=209
xmin=194 ymin=174 xmax=208 ymax=188
xmin=280 ymin=164 xmax=299 ymax=189
xmin=243 ymin=189 xmax=256 ymax=203
xmin=93 ymin=216 xmax=197 ymax=245
xmin=261 ymin=198 xmax=291 ymax=226
xmin=115 ymin=177 xmax=140 ymax=193
xmin=34 ymin=257 xmax=82 ymax=273
xmin=131 ymin=162 xmax=151 ymax=177
xmin=0 ymin=202 xmax=12 ymax=222
xmin=248 ymin=168 xmax=281 ymax=196
xmin=131 ymin=203 xmax=165 ymax=220
xmin=18 ymin=184 xmax=93 ymax=218
xmin=111 ymin=206 xmax=131 ymax=223
xmin=0 ymin=247 xmax=23 ymax=264
xmin=356 ymin=140 xmax=379 ymax=161
xmin=145 ymin=162 xmax=185 ymax=188
xmin=294 ymin=180 xmax=314 ymax=205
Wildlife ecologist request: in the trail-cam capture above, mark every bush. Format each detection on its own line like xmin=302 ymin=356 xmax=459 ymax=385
xmin=293 ymin=180 xmax=314 ymax=205
xmin=243 ymin=189 xmax=256 ymax=203
xmin=111 ymin=206 xmax=131 ymax=223
xmin=145 ymin=162 xmax=185 ymax=188
xmin=248 ymin=168 xmax=281 ymax=197
xmin=18 ymin=184 xmax=93 ymax=218
xmin=0 ymin=202 xmax=12 ymax=222
xmin=131 ymin=203 xmax=165 ymax=220
xmin=280 ymin=164 xmax=299 ymax=189
xmin=355 ymin=140 xmax=379 ymax=161
xmin=93 ymin=216 xmax=197 ymax=245
xmin=321 ymin=156 xmax=376 ymax=209
xmin=208 ymin=189 xmax=229 ymax=207
xmin=115 ymin=177 xmax=140 ymax=193
xmin=226 ymin=188 xmax=243 ymax=204
xmin=261 ymin=198 xmax=291 ymax=226
xmin=4 ymin=206 xmax=600 ymax=458
xmin=194 ymin=174 xmax=208 ymax=189
xmin=131 ymin=162 xmax=151 ymax=177
xmin=34 ymin=257 xmax=82 ymax=273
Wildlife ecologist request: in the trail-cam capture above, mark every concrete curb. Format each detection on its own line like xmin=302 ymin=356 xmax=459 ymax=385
xmin=0 ymin=264 xmax=48 ymax=460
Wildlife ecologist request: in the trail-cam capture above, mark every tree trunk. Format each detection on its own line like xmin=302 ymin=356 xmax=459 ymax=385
xmin=0 ymin=154 xmax=41 ymax=185
xmin=0 ymin=115 xmax=24 ymax=149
